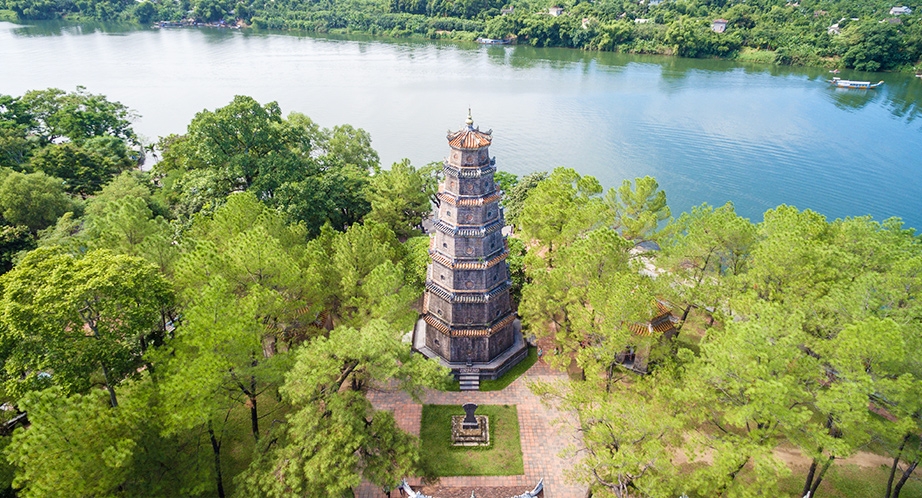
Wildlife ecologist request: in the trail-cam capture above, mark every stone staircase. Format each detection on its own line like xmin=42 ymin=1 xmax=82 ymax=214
xmin=459 ymin=368 xmax=481 ymax=391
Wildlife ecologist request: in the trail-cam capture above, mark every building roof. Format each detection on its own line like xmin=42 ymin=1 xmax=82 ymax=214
xmin=628 ymin=300 xmax=677 ymax=337
xmin=447 ymin=111 xmax=493 ymax=149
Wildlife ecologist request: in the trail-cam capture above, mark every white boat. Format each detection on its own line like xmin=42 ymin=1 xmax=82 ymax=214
xmin=829 ymin=77 xmax=884 ymax=89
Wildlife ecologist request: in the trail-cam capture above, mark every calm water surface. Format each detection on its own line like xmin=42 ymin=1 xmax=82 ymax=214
xmin=2 ymin=21 xmax=921 ymax=229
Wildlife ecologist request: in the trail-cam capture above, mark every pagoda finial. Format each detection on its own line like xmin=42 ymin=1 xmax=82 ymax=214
xmin=466 ymin=109 xmax=474 ymax=128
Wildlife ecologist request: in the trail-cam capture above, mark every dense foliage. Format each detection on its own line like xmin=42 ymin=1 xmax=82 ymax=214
xmin=0 ymin=88 xmax=920 ymax=497
xmin=518 ymin=167 xmax=922 ymax=497
xmin=0 ymin=89 xmax=444 ymax=497
xmin=3 ymin=0 xmax=922 ymax=69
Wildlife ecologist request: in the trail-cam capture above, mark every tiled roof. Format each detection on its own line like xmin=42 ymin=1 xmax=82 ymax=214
xmin=437 ymin=191 xmax=502 ymax=206
xmin=447 ymin=127 xmax=493 ymax=149
xmin=423 ymin=313 xmax=516 ymax=337
xmin=628 ymin=300 xmax=677 ymax=336
xmin=447 ymin=113 xmax=493 ymax=149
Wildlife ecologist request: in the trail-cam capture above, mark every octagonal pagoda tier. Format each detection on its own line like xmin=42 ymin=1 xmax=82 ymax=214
xmin=413 ymin=113 xmax=526 ymax=382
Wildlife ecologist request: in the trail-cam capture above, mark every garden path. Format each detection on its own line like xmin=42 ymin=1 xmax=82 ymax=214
xmin=355 ymin=359 xmax=587 ymax=498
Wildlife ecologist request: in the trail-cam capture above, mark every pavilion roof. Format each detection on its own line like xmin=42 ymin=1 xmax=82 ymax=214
xmin=447 ymin=111 xmax=493 ymax=149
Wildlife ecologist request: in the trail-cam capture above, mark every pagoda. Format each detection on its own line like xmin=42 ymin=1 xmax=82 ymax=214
xmin=413 ymin=112 xmax=526 ymax=383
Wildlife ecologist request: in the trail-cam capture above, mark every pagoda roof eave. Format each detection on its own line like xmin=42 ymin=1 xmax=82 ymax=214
xmin=447 ymin=127 xmax=493 ymax=149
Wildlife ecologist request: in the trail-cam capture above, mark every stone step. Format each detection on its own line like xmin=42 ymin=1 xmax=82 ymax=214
xmin=459 ymin=374 xmax=480 ymax=391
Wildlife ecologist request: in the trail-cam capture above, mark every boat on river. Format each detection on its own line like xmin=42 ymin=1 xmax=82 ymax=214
xmin=829 ymin=77 xmax=884 ymax=89
xmin=476 ymin=37 xmax=512 ymax=45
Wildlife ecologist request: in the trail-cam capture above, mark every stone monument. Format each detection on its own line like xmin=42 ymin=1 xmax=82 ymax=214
xmin=413 ymin=112 xmax=527 ymax=382
xmin=451 ymin=402 xmax=489 ymax=446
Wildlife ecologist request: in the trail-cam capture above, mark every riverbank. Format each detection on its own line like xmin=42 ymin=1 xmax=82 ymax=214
xmin=2 ymin=0 xmax=920 ymax=73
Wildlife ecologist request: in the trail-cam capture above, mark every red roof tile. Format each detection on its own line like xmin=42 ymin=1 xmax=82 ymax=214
xmin=447 ymin=127 xmax=493 ymax=149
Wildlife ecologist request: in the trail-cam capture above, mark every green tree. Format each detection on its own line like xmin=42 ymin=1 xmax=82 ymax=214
xmin=236 ymin=319 xmax=446 ymax=496
xmin=15 ymin=87 xmax=138 ymax=147
xmin=840 ymin=21 xmax=907 ymax=71
xmin=7 ymin=389 xmax=140 ymax=497
xmin=518 ymin=167 xmax=604 ymax=265
xmin=156 ymin=98 xmax=374 ymax=232
xmin=86 ymin=196 xmax=177 ymax=273
xmin=606 ymin=175 xmax=670 ymax=241
xmin=532 ymin=375 xmax=682 ymax=498
xmin=323 ymin=124 xmax=380 ymax=173
xmin=0 ymin=248 xmax=173 ymax=406
xmin=0 ymin=170 xmax=75 ymax=232
xmin=678 ymin=303 xmax=810 ymax=496
xmin=658 ymin=202 xmax=755 ymax=327
xmin=364 ymin=158 xmax=434 ymax=240
xmin=307 ymin=221 xmax=417 ymax=329
xmin=521 ymin=227 xmax=652 ymax=370
xmin=502 ymin=170 xmax=546 ymax=229
xmin=0 ymin=127 xmax=34 ymax=169
xmin=163 ymin=192 xmax=319 ymax=447
xmin=28 ymin=137 xmax=134 ymax=197
xmin=0 ymin=225 xmax=33 ymax=274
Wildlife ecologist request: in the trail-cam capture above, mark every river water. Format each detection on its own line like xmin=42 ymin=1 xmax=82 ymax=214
xmin=1 ymin=21 xmax=921 ymax=229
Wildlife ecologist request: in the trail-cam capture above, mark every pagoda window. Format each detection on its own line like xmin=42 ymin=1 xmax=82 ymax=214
xmin=446 ymin=210 xmax=451 ymax=217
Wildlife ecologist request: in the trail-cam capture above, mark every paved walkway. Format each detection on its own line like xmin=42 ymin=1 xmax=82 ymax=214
xmin=355 ymin=360 xmax=587 ymax=498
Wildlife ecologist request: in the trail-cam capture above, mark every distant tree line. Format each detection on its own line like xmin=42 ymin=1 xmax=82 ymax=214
xmin=2 ymin=0 xmax=921 ymax=70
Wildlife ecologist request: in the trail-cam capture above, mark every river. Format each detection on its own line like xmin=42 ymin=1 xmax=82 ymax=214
xmin=1 ymin=21 xmax=921 ymax=229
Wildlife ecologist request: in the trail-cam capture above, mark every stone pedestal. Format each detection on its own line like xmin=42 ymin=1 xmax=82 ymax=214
xmin=451 ymin=415 xmax=490 ymax=446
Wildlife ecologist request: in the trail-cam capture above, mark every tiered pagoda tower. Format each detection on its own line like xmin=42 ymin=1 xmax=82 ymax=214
xmin=413 ymin=113 xmax=526 ymax=381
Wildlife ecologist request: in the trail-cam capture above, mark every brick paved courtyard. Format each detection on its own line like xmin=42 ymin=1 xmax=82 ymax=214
xmin=355 ymin=359 xmax=587 ymax=498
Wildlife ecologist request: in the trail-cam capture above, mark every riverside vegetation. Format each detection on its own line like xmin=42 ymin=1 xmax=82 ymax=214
xmin=0 ymin=88 xmax=920 ymax=497
xmin=1 ymin=0 xmax=921 ymax=70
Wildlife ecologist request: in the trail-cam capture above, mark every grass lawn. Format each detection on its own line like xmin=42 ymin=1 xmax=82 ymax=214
xmin=481 ymin=346 xmax=538 ymax=391
xmin=778 ymin=464 xmax=922 ymax=498
xmin=442 ymin=346 xmax=538 ymax=392
xmin=419 ymin=404 xmax=524 ymax=477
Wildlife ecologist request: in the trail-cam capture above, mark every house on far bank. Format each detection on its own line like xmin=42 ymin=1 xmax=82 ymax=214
xmin=890 ymin=6 xmax=912 ymax=15
xmin=548 ymin=6 xmax=564 ymax=16
xmin=501 ymin=5 xmax=514 ymax=15
xmin=648 ymin=0 xmax=663 ymax=5
xmin=827 ymin=23 xmax=840 ymax=34
xmin=711 ymin=18 xmax=728 ymax=32
xmin=634 ymin=18 xmax=651 ymax=23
